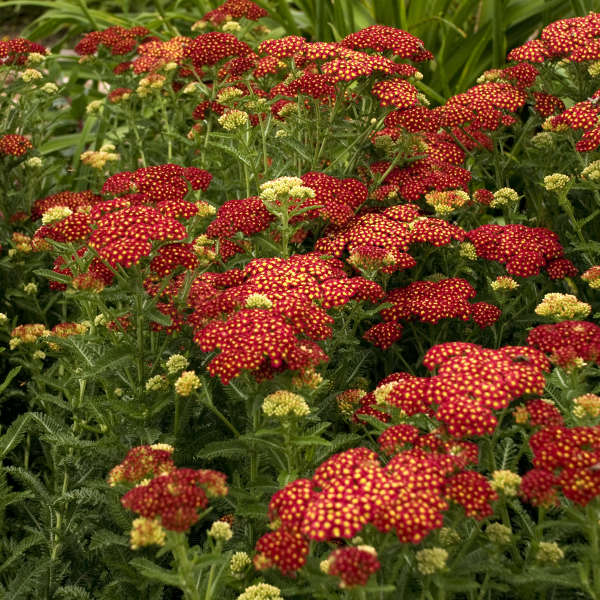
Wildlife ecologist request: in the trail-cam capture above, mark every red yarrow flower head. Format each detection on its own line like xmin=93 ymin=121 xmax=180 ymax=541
xmin=108 ymin=445 xmax=175 ymax=486
xmin=0 ymin=37 xmax=47 ymax=65
xmin=444 ymin=471 xmax=497 ymax=519
xmin=0 ymin=134 xmax=32 ymax=157
xmin=324 ymin=546 xmax=380 ymax=588
xmin=121 ymin=467 xmax=227 ymax=531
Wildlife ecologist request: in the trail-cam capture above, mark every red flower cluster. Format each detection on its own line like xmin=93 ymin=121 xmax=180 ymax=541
xmin=0 ymin=134 xmax=32 ymax=157
xmin=467 ymin=224 xmax=577 ymax=278
xmin=0 ymin=38 xmax=47 ymax=65
xmin=436 ymin=82 xmax=527 ymax=131
xmin=364 ymin=280 xmax=500 ymax=348
xmin=521 ymin=425 xmax=600 ymax=506
xmin=200 ymin=0 xmax=267 ymax=25
xmin=75 ymin=26 xmax=150 ymax=56
xmin=187 ymin=254 xmax=383 ymax=383
xmin=326 ymin=546 xmax=381 ymax=588
xmin=544 ymin=95 xmax=600 ymax=152
xmin=355 ymin=342 xmax=549 ymax=439
xmin=315 ymin=203 xmax=465 ymax=275
xmin=370 ymin=158 xmax=472 ymax=202
xmin=255 ymin=445 xmax=496 ymax=575
xmin=102 ymin=164 xmax=212 ymax=217
xmin=31 ymin=190 xmax=101 ymax=220
xmin=340 ymin=25 xmax=432 ymax=61
xmin=527 ymin=320 xmax=600 ymax=367
xmin=508 ymin=13 xmax=600 ymax=63
xmin=108 ymin=445 xmax=175 ymax=486
xmin=131 ymin=36 xmax=190 ymax=74
xmin=184 ymin=32 xmax=253 ymax=70
xmin=121 ymin=467 xmax=228 ymax=531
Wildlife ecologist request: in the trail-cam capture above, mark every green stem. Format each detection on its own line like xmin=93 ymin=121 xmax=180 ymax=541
xmin=172 ymin=534 xmax=201 ymax=600
xmin=200 ymin=386 xmax=240 ymax=437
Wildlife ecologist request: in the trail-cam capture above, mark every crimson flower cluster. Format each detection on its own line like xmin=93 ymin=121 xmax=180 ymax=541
xmin=521 ymin=425 xmax=600 ymax=507
xmin=200 ymin=0 xmax=267 ymax=26
xmin=185 ymin=253 xmax=383 ymax=383
xmin=364 ymin=278 xmax=500 ymax=348
xmin=527 ymin=320 xmax=600 ymax=367
xmin=315 ymin=203 xmax=465 ymax=275
xmin=254 ymin=445 xmax=497 ymax=576
xmin=355 ymin=342 xmax=550 ymax=439
xmin=0 ymin=37 xmax=47 ymax=65
xmin=508 ymin=13 xmax=600 ymax=64
xmin=111 ymin=445 xmax=227 ymax=532
xmin=75 ymin=26 xmax=151 ymax=56
xmin=0 ymin=134 xmax=33 ymax=157
xmin=467 ymin=224 xmax=577 ymax=278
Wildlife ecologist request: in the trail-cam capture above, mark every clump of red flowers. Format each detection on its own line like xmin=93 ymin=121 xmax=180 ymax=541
xmin=527 ymin=320 xmax=600 ymax=367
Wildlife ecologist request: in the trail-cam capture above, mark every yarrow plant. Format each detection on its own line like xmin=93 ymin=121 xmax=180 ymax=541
xmin=3 ymin=3 xmax=600 ymax=600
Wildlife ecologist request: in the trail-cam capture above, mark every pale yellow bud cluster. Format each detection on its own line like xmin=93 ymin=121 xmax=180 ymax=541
xmin=0 ymin=313 xmax=7 ymax=326
xmin=320 ymin=557 xmax=333 ymax=574
xmin=208 ymin=520 xmax=233 ymax=541
xmin=25 ymin=156 xmax=42 ymax=168
xmin=291 ymin=368 xmax=324 ymax=390
xmin=195 ymin=201 xmax=216 ymax=217
xmin=534 ymin=293 xmax=591 ymax=321
xmin=94 ymin=314 xmax=107 ymax=326
xmin=174 ymin=371 xmax=201 ymax=396
xmin=129 ymin=517 xmax=166 ymax=550
xmin=182 ymin=82 xmax=201 ymax=94
xmin=137 ymin=74 xmax=166 ymax=96
xmin=20 ymin=68 xmax=43 ymax=82
xmin=485 ymin=522 xmax=512 ymax=545
xmin=438 ymin=527 xmax=461 ymax=547
xmin=491 ymin=276 xmax=519 ymax=291
xmin=259 ymin=176 xmax=315 ymax=203
xmin=262 ymin=390 xmax=310 ymax=418
xmin=33 ymin=350 xmax=46 ymax=360
xmin=192 ymin=235 xmax=217 ymax=265
xmin=165 ymin=354 xmax=189 ymax=374
xmin=81 ymin=144 xmax=120 ymax=169
xmin=86 ymin=100 xmax=103 ymax=114
xmin=416 ymin=547 xmax=448 ymax=575
xmin=191 ymin=20 xmax=208 ymax=31
xmin=535 ymin=541 xmax=564 ymax=563
xmin=276 ymin=102 xmax=298 ymax=118
xmin=218 ymin=109 xmax=249 ymax=130
xmin=530 ymin=132 xmax=555 ymax=148
xmin=275 ymin=129 xmax=288 ymax=138
xmin=222 ymin=20 xmax=241 ymax=32
xmin=373 ymin=382 xmax=397 ymax=405
xmin=26 ymin=52 xmax=46 ymax=64
xmin=230 ymin=551 xmax=252 ymax=574
xmin=217 ymin=86 xmax=244 ymax=103
xmin=40 ymin=82 xmax=58 ymax=94
xmin=245 ymin=293 xmax=273 ymax=309
xmin=490 ymin=470 xmax=522 ymax=496
xmin=490 ymin=187 xmax=519 ymax=208
xmin=543 ymin=173 xmax=571 ymax=191
xmin=416 ymin=92 xmax=429 ymax=106
xmin=41 ymin=205 xmax=72 ymax=225
xmin=236 ymin=583 xmax=283 ymax=600
xmin=23 ymin=282 xmax=38 ymax=295
xmin=150 ymin=443 xmax=174 ymax=452
xmin=572 ymin=393 xmax=600 ymax=419
xmin=581 ymin=160 xmax=600 ymax=181
xmin=424 ymin=189 xmax=470 ymax=216
xmin=459 ymin=242 xmax=478 ymax=261
xmin=588 ymin=61 xmax=600 ymax=77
